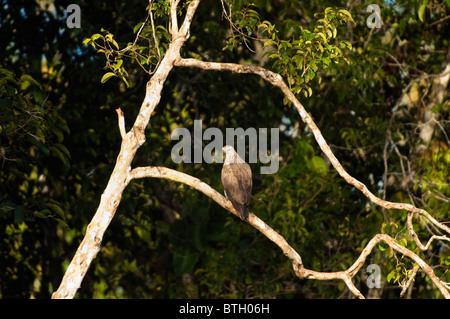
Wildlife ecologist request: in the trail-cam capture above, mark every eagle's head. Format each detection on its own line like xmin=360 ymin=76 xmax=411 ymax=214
xmin=223 ymin=145 xmax=246 ymax=164
xmin=222 ymin=145 xmax=235 ymax=155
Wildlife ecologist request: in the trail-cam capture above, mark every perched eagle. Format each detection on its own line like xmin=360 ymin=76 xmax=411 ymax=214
xmin=221 ymin=145 xmax=252 ymax=220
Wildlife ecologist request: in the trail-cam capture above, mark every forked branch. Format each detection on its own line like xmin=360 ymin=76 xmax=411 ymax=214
xmin=173 ymin=57 xmax=450 ymax=237
xmin=129 ymin=166 xmax=450 ymax=298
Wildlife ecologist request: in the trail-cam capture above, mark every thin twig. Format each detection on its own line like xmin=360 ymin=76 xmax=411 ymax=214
xmin=116 ymin=108 xmax=126 ymax=138
xmin=400 ymin=264 xmax=419 ymax=298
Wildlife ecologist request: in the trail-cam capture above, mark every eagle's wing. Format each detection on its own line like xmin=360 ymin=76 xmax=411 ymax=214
xmin=221 ymin=162 xmax=252 ymax=219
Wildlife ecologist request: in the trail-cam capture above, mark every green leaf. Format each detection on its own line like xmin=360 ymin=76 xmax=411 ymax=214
xmin=338 ymin=9 xmax=352 ymax=19
xmin=91 ymin=33 xmax=102 ymax=41
xmin=268 ymin=53 xmax=280 ymax=60
xmin=111 ymin=38 xmax=119 ymax=49
xmin=56 ymin=219 xmax=69 ymax=229
xmin=332 ymin=26 xmax=337 ymax=39
xmin=34 ymin=209 xmax=52 ymax=219
xmin=54 ymin=143 xmax=70 ymax=157
xmin=387 ymin=270 xmax=396 ymax=283
xmin=379 ymin=242 xmax=389 ymax=251
xmin=56 ymin=118 xmax=70 ymax=134
xmin=20 ymin=74 xmax=41 ymax=90
xmin=338 ymin=9 xmax=356 ymax=25
xmin=316 ymin=32 xmax=327 ymax=42
xmin=173 ymin=247 xmax=199 ymax=275
xmin=322 ymin=57 xmax=331 ymax=67
xmin=101 ymin=72 xmax=116 ymax=83
xmin=263 ymin=40 xmax=277 ymax=47
xmin=133 ymin=22 xmax=143 ymax=34
xmin=123 ymin=78 xmax=129 ymax=88
xmin=418 ymin=1 xmax=428 ymax=22
xmin=32 ymin=89 xmax=47 ymax=105
xmin=46 ymin=202 xmax=65 ymax=220
xmin=324 ymin=7 xmax=334 ymax=15
xmin=50 ymin=126 xmax=64 ymax=143
xmin=340 ymin=40 xmax=352 ymax=50
xmin=50 ymin=145 xmax=70 ymax=166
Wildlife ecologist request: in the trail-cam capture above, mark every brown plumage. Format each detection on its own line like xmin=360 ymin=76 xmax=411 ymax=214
xmin=221 ymin=145 xmax=252 ymax=220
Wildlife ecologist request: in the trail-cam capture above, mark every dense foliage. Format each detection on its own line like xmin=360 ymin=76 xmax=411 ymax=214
xmin=1 ymin=0 xmax=449 ymax=298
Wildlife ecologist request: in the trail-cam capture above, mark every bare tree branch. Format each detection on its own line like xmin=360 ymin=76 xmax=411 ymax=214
xmin=129 ymin=166 xmax=450 ymax=298
xmin=407 ymin=212 xmax=450 ymax=251
xmin=169 ymin=0 xmax=180 ymax=36
xmin=116 ymin=108 xmax=126 ymax=139
xmin=400 ymin=264 xmax=419 ymax=298
xmin=129 ymin=166 xmax=304 ymax=267
xmin=173 ymin=57 xmax=450 ymax=236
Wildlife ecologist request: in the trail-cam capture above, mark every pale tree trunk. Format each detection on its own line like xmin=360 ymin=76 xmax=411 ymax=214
xmin=51 ymin=0 xmax=201 ymax=299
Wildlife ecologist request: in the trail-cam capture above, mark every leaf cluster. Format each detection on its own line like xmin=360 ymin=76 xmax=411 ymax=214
xmin=0 ymin=66 xmax=70 ymax=227
xmin=82 ymin=2 xmax=173 ymax=87
xmin=265 ymin=8 xmax=354 ymax=98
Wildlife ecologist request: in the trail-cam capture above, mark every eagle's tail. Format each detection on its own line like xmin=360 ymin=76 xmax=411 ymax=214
xmin=237 ymin=204 xmax=249 ymax=220
xmin=228 ymin=199 xmax=249 ymax=220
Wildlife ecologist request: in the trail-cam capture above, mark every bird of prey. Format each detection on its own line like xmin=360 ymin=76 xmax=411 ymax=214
xmin=221 ymin=145 xmax=252 ymax=220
